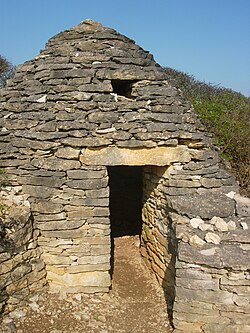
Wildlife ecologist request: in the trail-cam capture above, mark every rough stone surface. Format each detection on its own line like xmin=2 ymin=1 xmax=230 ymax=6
xmin=0 ymin=188 xmax=47 ymax=315
xmin=0 ymin=19 xmax=249 ymax=333
xmin=80 ymin=146 xmax=192 ymax=166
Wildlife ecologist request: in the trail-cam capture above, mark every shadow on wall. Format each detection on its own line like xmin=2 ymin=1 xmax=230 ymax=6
xmin=140 ymin=165 xmax=177 ymax=326
xmin=163 ymin=217 xmax=177 ymax=327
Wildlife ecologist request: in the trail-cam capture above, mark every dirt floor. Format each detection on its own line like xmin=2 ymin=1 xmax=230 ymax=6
xmin=1 ymin=236 xmax=173 ymax=333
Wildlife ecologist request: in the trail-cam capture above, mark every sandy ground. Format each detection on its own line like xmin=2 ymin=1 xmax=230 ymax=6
xmin=1 ymin=236 xmax=173 ymax=333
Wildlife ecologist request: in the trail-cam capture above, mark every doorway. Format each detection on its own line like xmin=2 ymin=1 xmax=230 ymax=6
xmin=108 ymin=166 xmax=143 ymax=238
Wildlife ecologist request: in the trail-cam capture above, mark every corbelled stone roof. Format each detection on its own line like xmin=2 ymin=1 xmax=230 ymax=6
xmin=0 ymin=19 xmax=209 ymax=156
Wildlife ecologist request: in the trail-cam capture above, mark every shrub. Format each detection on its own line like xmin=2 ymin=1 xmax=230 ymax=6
xmin=165 ymin=67 xmax=250 ymax=196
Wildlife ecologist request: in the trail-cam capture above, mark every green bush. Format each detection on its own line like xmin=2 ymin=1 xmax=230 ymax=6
xmin=165 ymin=67 xmax=250 ymax=196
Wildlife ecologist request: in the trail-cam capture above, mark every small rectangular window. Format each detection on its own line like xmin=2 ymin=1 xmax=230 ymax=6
xmin=111 ymin=79 xmax=136 ymax=99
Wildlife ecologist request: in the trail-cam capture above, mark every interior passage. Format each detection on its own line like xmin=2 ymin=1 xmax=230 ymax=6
xmin=108 ymin=166 xmax=143 ymax=237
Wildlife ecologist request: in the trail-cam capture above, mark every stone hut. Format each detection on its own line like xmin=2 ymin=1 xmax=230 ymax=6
xmin=0 ymin=20 xmax=249 ymax=332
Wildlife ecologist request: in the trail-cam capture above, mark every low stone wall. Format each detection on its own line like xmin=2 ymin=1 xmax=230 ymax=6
xmin=141 ymin=166 xmax=176 ymax=316
xmin=30 ymin=166 xmax=111 ymax=293
xmin=0 ymin=187 xmax=47 ymax=314
xmin=164 ymin=160 xmax=250 ymax=333
xmin=140 ymin=159 xmax=250 ymax=332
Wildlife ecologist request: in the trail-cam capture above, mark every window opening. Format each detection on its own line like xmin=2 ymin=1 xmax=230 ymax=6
xmin=111 ymin=80 xmax=136 ymax=99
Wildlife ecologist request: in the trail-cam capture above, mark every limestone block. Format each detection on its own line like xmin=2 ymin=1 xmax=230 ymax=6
xmin=117 ymin=139 xmax=157 ymax=148
xmin=67 ymin=169 xmax=106 ymax=179
xmin=88 ymin=111 xmax=118 ymax=123
xmin=219 ymin=311 xmax=250 ymax=324
xmin=168 ymin=179 xmax=201 ymax=188
xmin=170 ymin=193 xmax=235 ymax=219
xmin=68 ymin=263 xmax=110 ymax=273
xmin=37 ymin=220 xmax=86 ymax=231
xmin=234 ymin=194 xmax=250 ymax=217
xmin=93 ymin=207 xmax=110 ymax=217
xmin=19 ymin=176 xmax=65 ymax=188
xmin=86 ymin=188 xmax=109 ymax=198
xmin=189 ymin=235 xmax=205 ymax=247
xmin=80 ymin=146 xmax=191 ymax=166
xmin=211 ymin=217 xmax=229 ymax=232
xmin=62 ymin=137 xmax=112 ymax=147
xmin=176 ymin=268 xmax=212 ymax=281
xmin=32 ymin=202 xmax=63 ymax=214
xmin=174 ymin=300 xmax=219 ymax=315
xmin=13 ymin=138 xmax=59 ymax=150
xmin=35 ymin=212 xmax=66 ymax=221
xmin=205 ymin=232 xmax=221 ymax=244
xmin=220 ymin=244 xmax=250 ymax=269
xmin=69 ymin=197 xmax=109 ymax=207
xmin=0 ymin=259 xmax=15 ymax=274
xmin=178 ymin=243 xmax=222 ymax=268
xmin=77 ymin=255 xmax=110 ymax=265
xmin=233 ymin=294 xmax=250 ymax=307
xmin=90 ymin=244 xmax=110 ymax=255
xmin=202 ymin=323 xmax=250 ymax=333
xmin=31 ymin=157 xmax=80 ymax=171
xmin=198 ymin=223 xmax=213 ymax=231
xmin=55 ymin=147 xmax=80 ymax=159
xmin=66 ymin=178 xmax=108 ymax=190
xmin=25 ymin=268 xmax=47 ymax=285
xmin=40 ymin=227 xmax=89 ymax=239
xmin=176 ymin=277 xmax=219 ymax=291
xmin=22 ymin=185 xmax=57 ymax=199
xmin=73 ymin=236 xmax=110 ymax=245
xmin=88 ymin=217 xmax=110 ymax=225
xmin=47 ymin=271 xmax=111 ymax=288
xmin=6 ymin=276 xmax=29 ymax=293
xmin=173 ymin=320 xmax=204 ymax=333
xmin=65 ymin=206 xmax=93 ymax=219
xmin=240 ymin=222 xmax=248 ymax=230
xmin=42 ymin=253 xmax=72 ymax=265
xmin=64 ymin=244 xmax=90 ymax=254
xmin=11 ymin=264 xmax=32 ymax=281
xmin=174 ymin=311 xmax=229 ymax=325
xmin=50 ymin=283 xmax=109 ymax=294
xmin=190 ymin=218 xmax=204 ymax=228
xmin=0 ymin=252 xmax=11 ymax=262
xmin=176 ymin=286 xmax=234 ymax=305
xmin=201 ymin=178 xmax=222 ymax=188
xmin=227 ymin=220 xmax=237 ymax=230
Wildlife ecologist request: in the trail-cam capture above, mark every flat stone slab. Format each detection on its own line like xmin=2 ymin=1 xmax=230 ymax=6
xmin=178 ymin=242 xmax=250 ymax=269
xmin=170 ymin=193 xmax=235 ymax=219
xmin=80 ymin=146 xmax=191 ymax=166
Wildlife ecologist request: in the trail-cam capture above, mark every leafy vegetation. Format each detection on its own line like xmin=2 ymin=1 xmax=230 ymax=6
xmin=0 ymin=55 xmax=15 ymax=88
xmin=165 ymin=67 xmax=250 ymax=196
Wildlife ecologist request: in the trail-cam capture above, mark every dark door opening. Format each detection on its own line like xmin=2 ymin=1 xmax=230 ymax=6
xmin=108 ymin=166 xmax=143 ymax=237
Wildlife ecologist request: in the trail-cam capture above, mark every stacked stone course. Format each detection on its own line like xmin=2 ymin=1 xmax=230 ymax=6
xmin=0 ymin=188 xmax=46 ymax=314
xmin=0 ymin=19 xmax=249 ymax=332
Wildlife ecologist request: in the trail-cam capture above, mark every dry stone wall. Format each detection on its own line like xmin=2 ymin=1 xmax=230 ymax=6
xmin=0 ymin=19 xmax=249 ymax=332
xmin=140 ymin=161 xmax=250 ymax=332
xmin=166 ymin=160 xmax=250 ymax=333
xmin=141 ymin=166 xmax=176 ymax=314
xmin=0 ymin=187 xmax=46 ymax=314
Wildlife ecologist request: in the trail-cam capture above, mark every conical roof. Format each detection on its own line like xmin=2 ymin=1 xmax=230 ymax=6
xmin=0 ymin=19 xmax=208 ymax=161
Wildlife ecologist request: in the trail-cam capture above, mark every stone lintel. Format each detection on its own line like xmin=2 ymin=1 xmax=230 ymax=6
xmin=80 ymin=146 xmax=191 ymax=166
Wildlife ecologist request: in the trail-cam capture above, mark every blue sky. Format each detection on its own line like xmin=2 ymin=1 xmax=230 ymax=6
xmin=1 ymin=0 xmax=250 ymax=96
